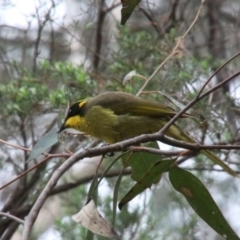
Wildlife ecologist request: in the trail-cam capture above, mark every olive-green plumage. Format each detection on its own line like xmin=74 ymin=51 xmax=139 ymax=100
xmin=58 ymin=92 xmax=236 ymax=176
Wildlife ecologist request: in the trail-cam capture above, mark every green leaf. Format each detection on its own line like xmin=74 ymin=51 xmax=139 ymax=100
xmin=87 ymin=151 xmax=130 ymax=202
xmin=119 ymin=159 xmax=176 ymax=209
xmin=86 ymin=230 xmax=94 ymax=240
xmin=113 ymin=167 xmax=124 ymax=226
xmin=169 ymin=166 xmax=240 ymax=240
xmin=121 ymin=0 xmax=142 ymax=25
xmin=122 ymin=142 xmax=160 ymax=181
xmin=27 ymin=128 xmax=58 ymax=162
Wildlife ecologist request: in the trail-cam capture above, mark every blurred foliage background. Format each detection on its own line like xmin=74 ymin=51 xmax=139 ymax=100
xmin=0 ymin=0 xmax=240 ymax=239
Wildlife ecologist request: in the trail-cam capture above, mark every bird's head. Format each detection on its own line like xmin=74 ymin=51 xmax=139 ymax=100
xmin=58 ymin=100 xmax=87 ymax=133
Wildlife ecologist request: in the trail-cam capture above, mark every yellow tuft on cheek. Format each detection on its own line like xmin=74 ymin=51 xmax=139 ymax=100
xmin=65 ymin=115 xmax=87 ymax=132
xmin=78 ymin=100 xmax=87 ymax=108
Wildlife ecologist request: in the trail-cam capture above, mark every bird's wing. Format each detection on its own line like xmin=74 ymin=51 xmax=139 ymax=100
xmin=86 ymin=92 xmax=188 ymax=118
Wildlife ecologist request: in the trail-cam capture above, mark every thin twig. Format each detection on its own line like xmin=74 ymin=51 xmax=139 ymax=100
xmin=136 ymin=0 xmax=205 ymax=96
xmin=0 ymin=212 xmax=24 ymax=225
xmin=32 ymin=2 xmax=54 ymax=74
xmin=184 ymin=167 xmax=240 ymax=174
xmin=53 ymin=21 xmax=110 ymax=65
xmin=200 ymin=70 xmax=240 ymax=99
xmin=0 ymin=139 xmax=31 ymax=152
xmin=0 ymin=153 xmax=70 ymax=191
xmin=139 ymin=7 xmax=162 ymax=35
xmin=196 ymin=51 xmax=240 ymax=98
xmin=159 ymin=69 xmax=240 ymax=135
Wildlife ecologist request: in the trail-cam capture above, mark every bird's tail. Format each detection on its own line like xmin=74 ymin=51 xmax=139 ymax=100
xmin=165 ymin=123 xmax=236 ymax=176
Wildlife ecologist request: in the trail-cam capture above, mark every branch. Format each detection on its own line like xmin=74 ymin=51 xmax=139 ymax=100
xmin=129 ymin=146 xmax=183 ymax=156
xmin=139 ymin=7 xmax=162 ymax=35
xmin=0 ymin=212 xmax=24 ymax=225
xmin=50 ymin=168 xmax=132 ymax=196
xmin=93 ymin=0 xmax=106 ymax=71
xmin=1 ymin=221 xmax=20 ymax=240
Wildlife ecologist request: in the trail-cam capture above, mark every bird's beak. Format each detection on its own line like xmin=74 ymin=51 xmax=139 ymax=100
xmin=57 ymin=123 xmax=66 ymax=133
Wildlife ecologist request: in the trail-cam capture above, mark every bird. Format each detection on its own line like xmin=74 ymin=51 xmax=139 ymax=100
xmin=58 ymin=91 xmax=235 ymax=176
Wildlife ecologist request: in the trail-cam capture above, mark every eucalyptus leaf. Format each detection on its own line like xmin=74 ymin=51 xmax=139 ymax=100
xmin=121 ymin=0 xmax=142 ymax=25
xmin=119 ymin=159 xmax=176 ymax=209
xmin=27 ymin=128 xmax=58 ymax=162
xmin=169 ymin=166 xmax=240 ymax=240
xmin=122 ymin=142 xmax=160 ymax=181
